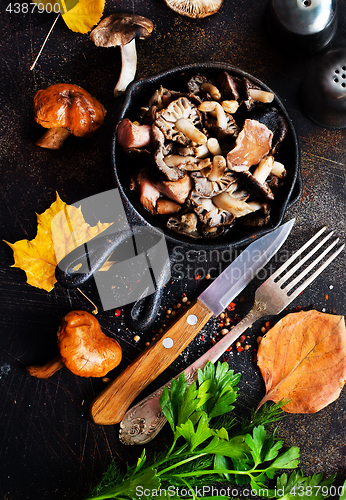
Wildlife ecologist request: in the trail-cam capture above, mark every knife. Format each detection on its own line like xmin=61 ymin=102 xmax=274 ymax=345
xmin=90 ymin=219 xmax=295 ymax=425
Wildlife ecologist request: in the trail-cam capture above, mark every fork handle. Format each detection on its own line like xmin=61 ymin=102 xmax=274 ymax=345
xmin=119 ymin=301 xmax=267 ymax=445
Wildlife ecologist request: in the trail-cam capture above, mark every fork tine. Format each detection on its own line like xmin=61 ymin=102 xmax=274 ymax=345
xmin=284 ymin=243 xmax=345 ymax=302
xmin=270 ymin=226 xmax=328 ymax=281
xmin=278 ymin=231 xmax=336 ymax=287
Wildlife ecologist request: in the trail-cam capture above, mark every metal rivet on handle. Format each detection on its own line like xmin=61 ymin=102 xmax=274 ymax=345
xmin=163 ymin=337 xmax=174 ymax=348
xmin=187 ymin=314 xmax=198 ymax=325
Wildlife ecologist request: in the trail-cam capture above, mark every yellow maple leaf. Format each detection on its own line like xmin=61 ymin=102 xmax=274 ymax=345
xmin=33 ymin=0 xmax=105 ymax=34
xmin=62 ymin=0 xmax=105 ymax=34
xmin=5 ymin=193 xmax=113 ymax=293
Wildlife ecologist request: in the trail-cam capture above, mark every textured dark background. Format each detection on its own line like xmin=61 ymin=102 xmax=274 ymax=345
xmin=0 ymin=0 xmax=346 ymax=498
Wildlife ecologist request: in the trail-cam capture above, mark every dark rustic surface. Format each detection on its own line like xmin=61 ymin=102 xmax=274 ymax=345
xmin=1 ymin=0 xmax=346 ymax=499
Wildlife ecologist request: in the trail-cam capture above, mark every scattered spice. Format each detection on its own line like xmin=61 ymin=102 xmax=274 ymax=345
xmin=227 ymin=302 xmax=236 ymax=311
xmin=325 ymin=295 xmax=329 ymax=300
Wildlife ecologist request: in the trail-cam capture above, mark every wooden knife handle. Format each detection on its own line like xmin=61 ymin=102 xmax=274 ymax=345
xmin=90 ymin=299 xmax=213 ymax=425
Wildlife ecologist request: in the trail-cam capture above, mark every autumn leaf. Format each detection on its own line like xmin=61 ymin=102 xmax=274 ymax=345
xmin=33 ymin=0 xmax=105 ymax=34
xmin=257 ymin=310 xmax=346 ymax=414
xmin=5 ymin=193 xmax=113 ymax=293
xmin=62 ymin=0 xmax=105 ymax=34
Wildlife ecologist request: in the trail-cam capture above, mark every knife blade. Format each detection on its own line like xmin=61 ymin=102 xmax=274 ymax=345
xmin=90 ymin=219 xmax=295 ymax=425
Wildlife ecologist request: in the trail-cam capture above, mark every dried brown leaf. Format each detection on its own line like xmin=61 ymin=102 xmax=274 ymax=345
xmin=257 ymin=310 xmax=346 ymax=413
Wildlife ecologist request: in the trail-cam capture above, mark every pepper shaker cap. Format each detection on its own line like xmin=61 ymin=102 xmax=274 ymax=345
xmin=267 ymin=0 xmax=338 ymax=56
xmin=301 ymin=47 xmax=346 ymax=129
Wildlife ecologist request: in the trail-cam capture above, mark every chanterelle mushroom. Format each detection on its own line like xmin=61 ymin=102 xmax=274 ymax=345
xmin=27 ymin=311 xmax=122 ymax=378
xmin=164 ymin=0 xmax=223 ymax=18
xmin=90 ymin=13 xmax=154 ymax=97
xmin=34 ymin=83 xmax=106 ymax=150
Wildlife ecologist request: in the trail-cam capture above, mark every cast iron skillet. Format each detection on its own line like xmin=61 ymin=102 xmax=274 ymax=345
xmin=56 ymin=62 xmax=302 ymax=330
xmin=113 ymin=61 xmax=302 ymax=249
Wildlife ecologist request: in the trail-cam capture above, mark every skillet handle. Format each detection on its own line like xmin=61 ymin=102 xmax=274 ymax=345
xmin=55 ymin=229 xmax=134 ymax=288
xmin=55 ymin=228 xmax=170 ymax=332
xmin=123 ymin=257 xmax=171 ymax=331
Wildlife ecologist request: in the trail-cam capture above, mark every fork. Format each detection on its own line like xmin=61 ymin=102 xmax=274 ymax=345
xmin=119 ymin=227 xmax=344 ymax=445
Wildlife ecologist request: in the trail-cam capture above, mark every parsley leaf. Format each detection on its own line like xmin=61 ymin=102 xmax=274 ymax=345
xmin=86 ymin=362 xmax=337 ymax=500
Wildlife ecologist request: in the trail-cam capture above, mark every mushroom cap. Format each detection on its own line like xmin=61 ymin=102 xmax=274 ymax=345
xmin=164 ymin=0 xmax=223 ymax=18
xmin=90 ymin=13 xmax=154 ymax=48
xmin=57 ymin=311 xmax=122 ymax=378
xmin=34 ymin=83 xmax=106 ymax=137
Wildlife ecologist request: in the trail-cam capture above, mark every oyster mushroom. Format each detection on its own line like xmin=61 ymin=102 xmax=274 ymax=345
xmin=153 ymin=175 xmax=193 ymax=204
xmin=155 ymin=97 xmax=204 ymax=145
xmin=238 ymin=170 xmax=274 ymax=201
xmin=226 ymin=119 xmax=273 ymax=172
xmin=218 ymin=71 xmax=240 ymax=100
xmin=248 ymin=107 xmax=288 ymax=154
xmin=34 ymin=83 xmax=106 ymax=149
xmin=192 ymin=169 xmax=237 ymax=197
xmin=136 ymin=169 xmax=161 ymax=214
xmin=27 ymin=311 xmax=122 ymax=379
xmin=164 ymin=0 xmax=224 ymax=18
xmin=240 ymin=201 xmax=271 ymax=227
xmin=116 ymin=118 xmax=152 ymax=149
xmin=200 ymin=101 xmax=239 ymax=140
xmin=156 ymin=199 xmax=181 ymax=214
xmin=213 ymin=191 xmax=257 ymax=218
xmin=190 ymin=192 xmax=234 ymax=227
xmin=152 ymin=125 xmax=184 ymax=181
xmin=90 ymin=13 xmax=154 ymax=97
xmin=167 ymin=212 xmax=200 ymax=238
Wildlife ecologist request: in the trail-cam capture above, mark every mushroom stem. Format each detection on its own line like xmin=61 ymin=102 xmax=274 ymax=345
xmin=36 ymin=127 xmax=71 ymax=149
xmin=27 ymin=354 xmax=65 ymax=379
xmin=114 ymin=38 xmax=137 ymax=97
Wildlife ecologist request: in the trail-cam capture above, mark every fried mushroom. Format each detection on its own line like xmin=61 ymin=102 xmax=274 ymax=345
xmin=167 ymin=212 xmax=200 ymax=238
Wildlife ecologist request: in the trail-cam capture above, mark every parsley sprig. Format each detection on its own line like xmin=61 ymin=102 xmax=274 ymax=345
xmin=86 ymin=362 xmax=341 ymax=500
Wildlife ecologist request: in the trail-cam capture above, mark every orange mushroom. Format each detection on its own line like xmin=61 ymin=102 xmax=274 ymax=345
xmin=34 ymin=83 xmax=106 ymax=149
xmin=27 ymin=311 xmax=122 ymax=379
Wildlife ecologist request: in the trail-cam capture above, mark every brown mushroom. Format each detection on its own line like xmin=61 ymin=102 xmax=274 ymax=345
xmin=226 ymin=119 xmax=273 ymax=171
xmin=27 ymin=311 xmax=122 ymax=379
xmin=34 ymin=83 xmax=106 ymax=150
xmin=90 ymin=13 xmax=154 ymax=97
xmin=190 ymin=192 xmax=234 ymax=227
xmin=116 ymin=118 xmax=152 ymax=149
xmin=164 ymin=0 xmax=223 ymax=18
xmin=167 ymin=212 xmax=200 ymax=238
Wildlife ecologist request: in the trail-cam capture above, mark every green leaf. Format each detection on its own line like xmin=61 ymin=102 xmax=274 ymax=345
xmin=176 ymin=413 xmax=214 ymax=451
xmin=272 ymin=470 xmax=336 ymax=500
xmin=131 ymin=449 xmax=147 ymax=478
xmin=203 ymin=435 xmax=249 ymax=461
xmin=197 ymin=362 xmax=240 ymax=419
xmin=267 ymin=446 xmax=300 ymax=473
xmin=339 ymin=479 xmax=346 ymax=500
xmin=85 ymin=468 xmax=160 ymax=500
xmin=244 ymin=425 xmax=267 ymax=466
xmin=160 ymin=373 xmax=188 ymax=432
